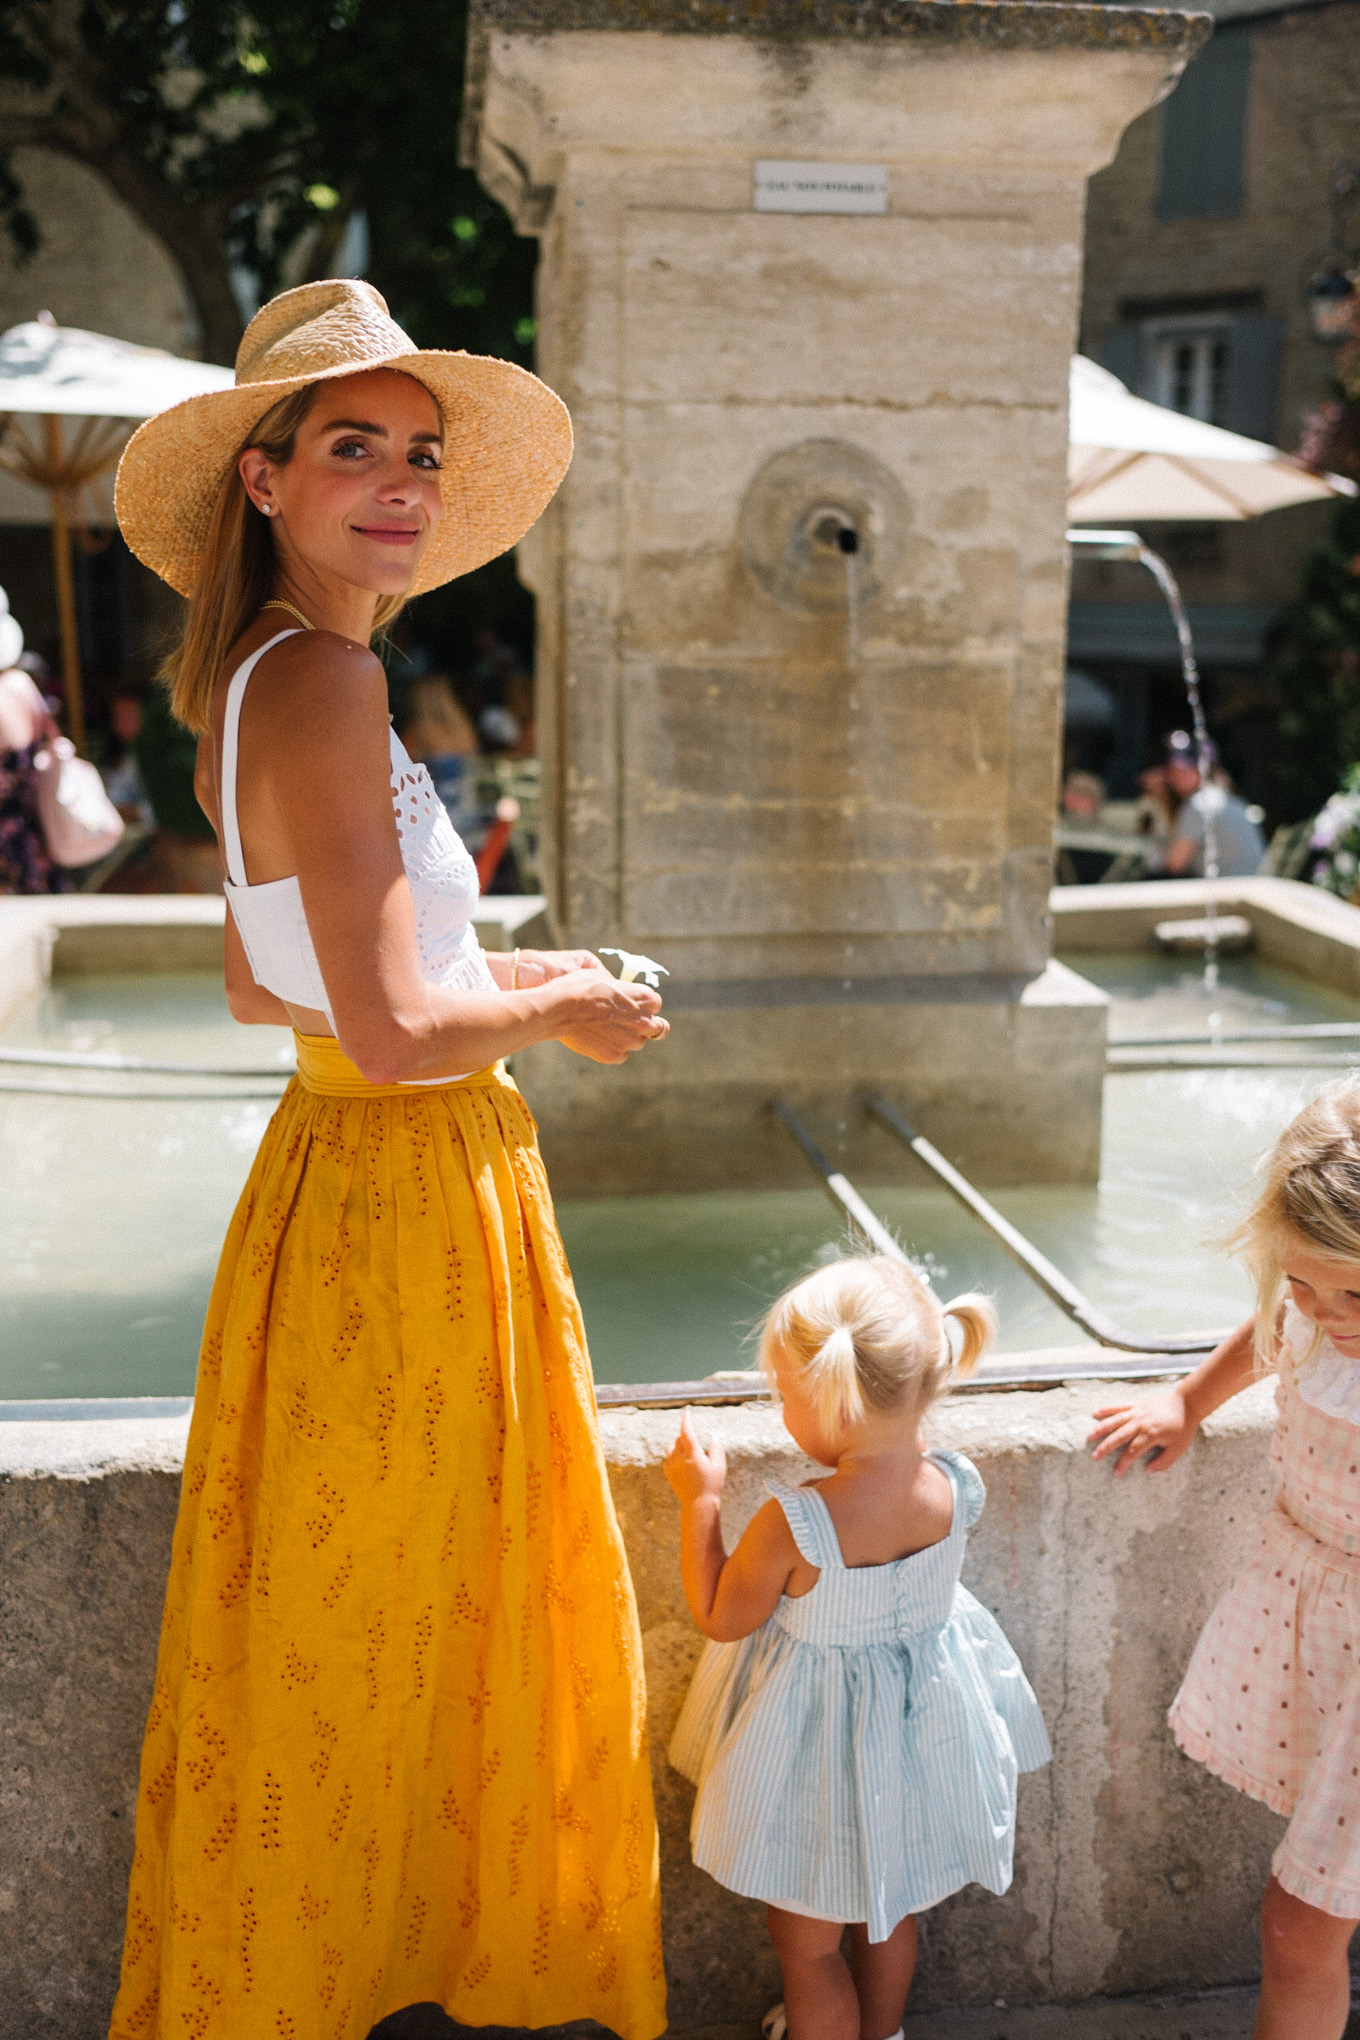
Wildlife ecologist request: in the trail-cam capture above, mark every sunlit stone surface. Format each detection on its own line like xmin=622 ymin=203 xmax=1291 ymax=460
xmin=463 ymin=0 xmax=1208 ymax=1192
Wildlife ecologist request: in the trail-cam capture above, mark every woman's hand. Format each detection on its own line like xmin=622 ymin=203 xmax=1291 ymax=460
xmin=487 ymin=948 xmax=609 ymax=990
xmin=1088 ymin=1386 xmax=1198 ymax=1476
xmin=554 ymin=969 xmax=669 ymax=1065
xmin=513 ymin=948 xmax=608 ymax=987
xmin=666 ymin=1409 xmax=728 ymax=1507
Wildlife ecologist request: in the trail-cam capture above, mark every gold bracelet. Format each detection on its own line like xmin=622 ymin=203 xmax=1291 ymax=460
xmin=511 ymin=948 xmax=520 ymax=991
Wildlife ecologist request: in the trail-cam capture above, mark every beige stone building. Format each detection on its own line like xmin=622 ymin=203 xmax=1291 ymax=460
xmin=1072 ymin=0 xmax=1360 ymax=810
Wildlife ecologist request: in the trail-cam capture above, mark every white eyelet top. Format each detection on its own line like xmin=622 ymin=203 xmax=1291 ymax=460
xmin=220 ymin=630 xmax=497 ymax=1026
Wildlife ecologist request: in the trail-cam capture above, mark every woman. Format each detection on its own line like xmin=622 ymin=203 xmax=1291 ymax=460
xmin=0 ymin=593 xmax=71 ymax=895
xmin=109 ymin=279 xmax=669 ymax=2040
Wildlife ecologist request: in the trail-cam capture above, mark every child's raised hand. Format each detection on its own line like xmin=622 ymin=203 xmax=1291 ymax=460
xmin=1089 ymin=1386 xmax=1197 ymax=1476
xmin=665 ymin=1409 xmax=728 ymax=1505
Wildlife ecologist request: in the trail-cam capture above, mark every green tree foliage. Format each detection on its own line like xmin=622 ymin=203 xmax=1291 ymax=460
xmin=1268 ymin=492 xmax=1360 ymax=823
xmin=0 ymin=1 xmax=534 ymax=366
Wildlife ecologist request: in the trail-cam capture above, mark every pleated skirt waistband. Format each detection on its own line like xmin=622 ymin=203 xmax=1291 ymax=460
xmin=293 ymin=1032 xmax=507 ymax=1099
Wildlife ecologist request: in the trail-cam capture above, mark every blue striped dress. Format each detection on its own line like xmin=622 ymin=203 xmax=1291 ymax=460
xmin=668 ymin=1450 xmax=1051 ymax=1940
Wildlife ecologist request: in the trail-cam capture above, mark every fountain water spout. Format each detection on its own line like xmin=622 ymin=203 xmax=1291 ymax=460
xmin=1067 ymin=527 xmax=1223 ymax=994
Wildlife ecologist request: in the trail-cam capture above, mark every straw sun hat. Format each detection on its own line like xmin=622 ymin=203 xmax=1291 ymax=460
xmin=115 ymin=278 xmax=573 ymax=599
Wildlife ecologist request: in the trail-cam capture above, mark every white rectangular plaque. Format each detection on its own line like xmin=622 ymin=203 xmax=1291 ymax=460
xmin=753 ymin=160 xmax=888 ymax=215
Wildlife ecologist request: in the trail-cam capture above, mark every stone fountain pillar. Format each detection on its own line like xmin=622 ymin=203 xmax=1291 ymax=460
xmin=462 ymin=0 xmax=1206 ymax=1196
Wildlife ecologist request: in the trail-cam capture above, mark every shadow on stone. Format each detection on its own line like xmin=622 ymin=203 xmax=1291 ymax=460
xmin=366 ymin=2016 xmax=617 ymax=2040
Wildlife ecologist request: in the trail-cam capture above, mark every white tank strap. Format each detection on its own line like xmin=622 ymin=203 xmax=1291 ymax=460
xmin=219 ymin=630 xmax=301 ymax=888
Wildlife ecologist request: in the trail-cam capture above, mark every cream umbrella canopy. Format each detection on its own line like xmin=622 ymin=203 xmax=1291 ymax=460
xmin=0 ymin=314 xmax=233 ymax=753
xmin=1068 ymin=354 xmax=1357 ymax=526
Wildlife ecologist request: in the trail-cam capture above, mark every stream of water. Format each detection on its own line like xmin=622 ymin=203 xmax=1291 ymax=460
xmin=1136 ymin=542 xmax=1225 ymax=998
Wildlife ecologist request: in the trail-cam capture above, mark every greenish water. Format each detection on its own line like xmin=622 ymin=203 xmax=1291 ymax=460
xmin=1064 ymin=948 xmax=1360 ymax=1035
xmin=0 ymin=957 xmax=1356 ymax=1399
xmin=0 ymin=975 xmax=291 ymax=1399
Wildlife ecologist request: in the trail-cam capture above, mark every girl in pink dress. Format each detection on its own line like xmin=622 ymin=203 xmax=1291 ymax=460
xmin=1090 ymin=1081 xmax=1360 ymax=2040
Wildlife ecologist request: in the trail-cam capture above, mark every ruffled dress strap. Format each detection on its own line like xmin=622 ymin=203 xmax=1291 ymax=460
xmin=767 ymin=1480 xmax=844 ymax=1569
xmin=932 ymin=1448 xmax=986 ymax=1533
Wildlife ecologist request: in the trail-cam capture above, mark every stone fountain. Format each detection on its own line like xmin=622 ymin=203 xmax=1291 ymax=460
xmin=464 ymin=0 xmax=1206 ymax=1199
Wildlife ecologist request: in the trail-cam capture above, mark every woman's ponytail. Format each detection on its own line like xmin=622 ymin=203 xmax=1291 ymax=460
xmin=942 ymin=1293 xmax=997 ymax=1380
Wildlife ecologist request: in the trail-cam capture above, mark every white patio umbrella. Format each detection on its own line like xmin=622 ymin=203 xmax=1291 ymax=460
xmin=1068 ymin=354 xmax=1357 ymax=528
xmin=0 ymin=314 xmax=233 ymax=752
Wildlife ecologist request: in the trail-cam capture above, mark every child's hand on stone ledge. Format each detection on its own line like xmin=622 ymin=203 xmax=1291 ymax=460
xmin=665 ymin=1408 xmax=728 ymax=1506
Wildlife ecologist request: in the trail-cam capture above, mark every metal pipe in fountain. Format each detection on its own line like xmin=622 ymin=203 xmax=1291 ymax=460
xmin=1066 ymin=527 xmax=1224 ymax=996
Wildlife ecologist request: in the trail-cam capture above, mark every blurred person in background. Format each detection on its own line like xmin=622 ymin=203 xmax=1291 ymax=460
xmin=1160 ymin=729 xmax=1266 ymax=878
xmin=396 ymin=669 xmax=482 ymax=841
xmin=102 ymin=690 xmax=155 ymax=824
xmin=1060 ymin=769 xmax=1105 ymax=820
xmin=0 ymin=587 xmax=73 ymax=895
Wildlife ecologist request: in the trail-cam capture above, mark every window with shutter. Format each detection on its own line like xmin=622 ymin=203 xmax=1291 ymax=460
xmin=1156 ymin=24 xmax=1252 ymax=221
xmin=1139 ymin=316 xmax=1234 ymax=424
xmin=1223 ymin=313 xmax=1283 ymax=441
xmin=1101 ymin=311 xmax=1282 ymax=440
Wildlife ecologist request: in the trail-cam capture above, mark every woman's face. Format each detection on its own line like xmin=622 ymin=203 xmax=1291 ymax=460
xmin=1281 ymin=1235 xmax=1360 ymax=1353
xmin=239 ymin=367 xmax=444 ymax=599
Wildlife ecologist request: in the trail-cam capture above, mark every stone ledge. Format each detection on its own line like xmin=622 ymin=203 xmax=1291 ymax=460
xmin=1050 ymin=874 xmax=1360 ymax=995
xmin=0 ymin=894 xmax=551 ymax=1026
xmin=0 ymin=1378 xmax=1282 ymax=2036
xmin=467 ymin=0 xmax=1211 ymax=52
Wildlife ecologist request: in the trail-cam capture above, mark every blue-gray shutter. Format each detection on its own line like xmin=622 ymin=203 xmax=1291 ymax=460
xmin=1225 ymin=313 xmax=1283 ymax=442
xmin=1156 ymin=25 xmax=1252 ymax=221
xmin=1101 ymin=323 xmax=1141 ymax=391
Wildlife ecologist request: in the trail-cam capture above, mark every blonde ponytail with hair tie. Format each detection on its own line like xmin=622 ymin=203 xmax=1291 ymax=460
xmin=759 ymin=1254 xmax=997 ymax=1436
xmin=941 ymin=1293 xmax=997 ymax=1380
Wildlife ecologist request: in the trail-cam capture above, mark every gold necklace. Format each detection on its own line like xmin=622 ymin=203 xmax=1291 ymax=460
xmin=260 ymin=598 xmax=315 ymax=632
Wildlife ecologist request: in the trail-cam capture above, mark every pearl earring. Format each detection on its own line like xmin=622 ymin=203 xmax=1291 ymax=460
xmin=260 ymin=502 xmax=273 ymax=516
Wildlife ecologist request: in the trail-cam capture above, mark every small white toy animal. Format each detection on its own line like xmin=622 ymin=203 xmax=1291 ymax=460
xmin=599 ymin=947 xmax=669 ymax=989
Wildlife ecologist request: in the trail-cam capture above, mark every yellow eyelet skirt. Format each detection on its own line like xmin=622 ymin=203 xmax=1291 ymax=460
xmin=110 ymin=1034 xmax=665 ymax=2040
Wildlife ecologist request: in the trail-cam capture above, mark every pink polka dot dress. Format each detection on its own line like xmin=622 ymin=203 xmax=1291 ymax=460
xmin=1170 ymin=1303 xmax=1360 ymax=1919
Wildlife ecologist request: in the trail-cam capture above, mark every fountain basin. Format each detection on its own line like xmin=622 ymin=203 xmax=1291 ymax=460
xmin=3 ymin=886 xmax=1358 ymax=1398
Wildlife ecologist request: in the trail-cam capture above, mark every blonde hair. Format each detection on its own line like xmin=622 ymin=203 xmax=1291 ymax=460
xmin=162 ymin=384 xmax=410 ymax=733
xmin=1227 ymin=1081 xmax=1360 ymax=1367
xmin=759 ymin=1253 xmax=996 ymax=1436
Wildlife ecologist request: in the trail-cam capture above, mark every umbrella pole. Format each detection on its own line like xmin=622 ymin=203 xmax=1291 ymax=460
xmin=43 ymin=415 xmax=86 ymax=757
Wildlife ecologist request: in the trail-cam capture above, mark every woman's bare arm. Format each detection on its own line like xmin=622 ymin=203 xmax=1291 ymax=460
xmin=246 ymin=637 xmax=665 ymax=1082
xmin=483 ymin=948 xmax=610 ymax=990
xmin=0 ymin=670 xmax=54 ymax=751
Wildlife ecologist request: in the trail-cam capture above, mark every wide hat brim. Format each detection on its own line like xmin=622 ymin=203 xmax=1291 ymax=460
xmin=114 ymin=345 xmax=572 ymax=600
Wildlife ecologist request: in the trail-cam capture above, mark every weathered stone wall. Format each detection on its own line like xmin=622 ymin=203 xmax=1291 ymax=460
xmin=475 ymin=10 xmax=1198 ymax=984
xmin=515 ymin=956 xmax=1110 ymax=1195
xmin=0 ymin=1379 xmax=1283 ymax=2038
xmin=462 ymin=3 xmax=1199 ymax=1191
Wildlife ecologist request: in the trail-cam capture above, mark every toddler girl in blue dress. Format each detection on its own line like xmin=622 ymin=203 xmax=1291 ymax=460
xmin=665 ymin=1254 xmax=1051 ymax=2040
